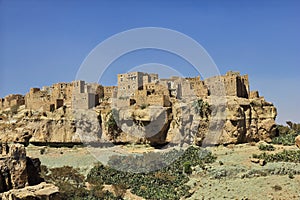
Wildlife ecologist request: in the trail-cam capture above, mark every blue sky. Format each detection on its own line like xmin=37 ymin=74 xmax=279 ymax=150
xmin=0 ymin=0 xmax=299 ymax=124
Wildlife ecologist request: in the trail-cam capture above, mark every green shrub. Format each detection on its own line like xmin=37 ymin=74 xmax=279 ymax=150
xmin=105 ymin=109 xmax=121 ymax=141
xmin=288 ymin=172 xmax=295 ymax=179
xmin=41 ymin=166 xmax=87 ymax=199
xmin=258 ymin=144 xmax=275 ymax=151
xmin=192 ymin=99 xmax=210 ymax=117
xmin=272 ymin=122 xmax=300 ymax=146
xmin=10 ymin=104 xmax=19 ymax=115
xmin=253 ymin=150 xmax=300 ymax=163
xmin=140 ymin=104 xmax=148 ymax=109
xmin=183 ymin=161 xmax=192 ymax=174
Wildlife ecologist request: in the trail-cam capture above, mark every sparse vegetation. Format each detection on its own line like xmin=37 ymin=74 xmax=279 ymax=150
xmin=272 ymin=184 xmax=282 ymax=191
xmin=272 ymin=121 xmax=300 ymax=146
xmin=41 ymin=165 xmax=88 ymax=199
xmin=140 ymin=103 xmax=149 ymax=110
xmin=105 ymin=109 xmax=121 ymax=141
xmin=41 ymin=165 xmax=118 ymax=200
xmin=87 ymin=146 xmax=217 ymax=200
xmin=258 ymin=144 xmax=275 ymax=151
xmin=253 ymin=150 xmax=300 ymax=163
xmin=10 ymin=104 xmax=19 ymax=115
xmin=193 ymin=99 xmax=210 ymax=118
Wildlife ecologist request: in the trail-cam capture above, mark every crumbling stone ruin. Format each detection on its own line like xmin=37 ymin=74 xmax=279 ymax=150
xmin=0 ymin=94 xmax=25 ymax=110
xmin=0 ymin=70 xmax=257 ymax=112
xmin=23 ymin=80 xmax=103 ymax=112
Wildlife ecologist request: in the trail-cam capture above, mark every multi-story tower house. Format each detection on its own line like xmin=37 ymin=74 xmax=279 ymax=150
xmin=117 ymin=72 xmax=158 ymax=98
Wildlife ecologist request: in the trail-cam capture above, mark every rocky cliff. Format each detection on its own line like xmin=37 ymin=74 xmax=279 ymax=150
xmin=167 ymin=96 xmax=277 ymax=146
xmin=0 ymin=106 xmax=80 ymax=146
xmin=0 ymin=94 xmax=277 ymax=146
xmin=0 ymin=76 xmax=278 ymax=147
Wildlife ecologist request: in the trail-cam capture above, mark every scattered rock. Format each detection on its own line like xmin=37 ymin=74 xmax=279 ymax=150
xmin=259 ymin=159 xmax=266 ymax=166
xmin=251 ymin=158 xmax=260 ymax=163
xmin=250 ymin=158 xmax=266 ymax=166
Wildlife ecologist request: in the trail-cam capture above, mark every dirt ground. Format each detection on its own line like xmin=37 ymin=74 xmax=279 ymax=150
xmin=26 ymin=143 xmax=300 ymax=200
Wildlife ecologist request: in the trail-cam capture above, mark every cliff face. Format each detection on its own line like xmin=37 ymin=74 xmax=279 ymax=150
xmin=0 ymin=107 xmax=80 ymax=145
xmin=166 ymin=96 xmax=277 ymax=146
xmin=98 ymin=106 xmax=172 ymax=145
xmin=0 ymin=95 xmax=277 ymax=146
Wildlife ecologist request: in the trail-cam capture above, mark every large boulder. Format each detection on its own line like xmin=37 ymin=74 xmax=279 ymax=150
xmin=0 ymin=182 xmax=60 ymax=200
xmin=0 ymin=143 xmax=43 ymax=193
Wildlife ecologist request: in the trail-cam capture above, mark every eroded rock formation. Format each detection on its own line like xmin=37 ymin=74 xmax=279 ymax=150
xmin=0 ymin=143 xmax=59 ymax=199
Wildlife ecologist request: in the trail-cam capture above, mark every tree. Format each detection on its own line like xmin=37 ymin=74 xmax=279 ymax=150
xmin=10 ymin=104 xmax=19 ymax=115
xmin=193 ymin=99 xmax=210 ymax=118
xmin=105 ymin=109 xmax=121 ymax=142
xmin=41 ymin=165 xmax=87 ymax=199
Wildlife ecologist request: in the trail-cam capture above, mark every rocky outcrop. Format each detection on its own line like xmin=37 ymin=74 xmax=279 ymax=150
xmin=0 ymin=143 xmax=43 ymax=192
xmin=0 ymin=107 xmax=80 ymax=145
xmin=98 ymin=106 xmax=171 ymax=145
xmin=0 ymin=143 xmax=59 ymax=199
xmin=167 ymin=96 xmax=277 ymax=146
xmin=219 ymin=96 xmax=277 ymax=144
xmin=0 ymin=94 xmax=277 ymax=146
xmin=0 ymin=182 xmax=59 ymax=200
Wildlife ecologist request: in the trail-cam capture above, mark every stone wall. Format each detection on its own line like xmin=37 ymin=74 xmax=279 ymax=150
xmin=205 ymin=71 xmax=250 ymax=98
xmin=117 ymin=72 xmax=158 ymax=98
xmin=103 ymin=86 xmax=117 ymax=99
xmin=0 ymin=94 xmax=25 ymax=110
xmin=250 ymin=91 xmax=259 ymax=99
xmin=25 ymin=81 xmax=103 ymax=111
xmin=25 ymin=88 xmax=53 ymax=111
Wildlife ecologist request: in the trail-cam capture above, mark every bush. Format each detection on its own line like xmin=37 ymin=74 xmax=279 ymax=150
xmin=105 ymin=109 xmax=121 ymax=141
xmin=192 ymin=99 xmax=210 ymax=118
xmin=10 ymin=105 xmax=19 ymax=115
xmin=258 ymin=144 xmax=275 ymax=151
xmin=183 ymin=161 xmax=192 ymax=174
xmin=253 ymin=150 xmax=300 ymax=163
xmin=272 ymin=122 xmax=300 ymax=146
xmin=41 ymin=166 xmax=88 ymax=199
xmin=40 ymin=148 xmax=46 ymax=155
xmin=140 ymin=104 xmax=148 ymax=110
xmin=288 ymin=172 xmax=295 ymax=179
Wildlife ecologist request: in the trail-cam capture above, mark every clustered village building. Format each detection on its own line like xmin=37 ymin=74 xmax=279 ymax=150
xmin=0 ymin=71 xmax=260 ymax=112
